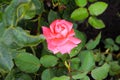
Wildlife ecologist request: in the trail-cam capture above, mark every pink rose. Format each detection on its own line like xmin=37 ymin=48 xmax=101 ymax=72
xmin=42 ymin=19 xmax=81 ymax=54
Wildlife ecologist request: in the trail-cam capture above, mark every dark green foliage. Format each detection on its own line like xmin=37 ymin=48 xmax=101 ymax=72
xmin=0 ymin=0 xmax=119 ymax=80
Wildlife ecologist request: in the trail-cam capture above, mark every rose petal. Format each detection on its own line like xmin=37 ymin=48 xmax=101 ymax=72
xmin=47 ymin=40 xmax=59 ymax=54
xmin=58 ymin=41 xmax=77 ymax=54
xmin=60 ymin=20 xmax=73 ymax=31
xmin=55 ymin=23 xmax=64 ymax=33
xmin=42 ymin=26 xmax=51 ymax=38
xmin=50 ymin=19 xmax=60 ymax=33
xmin=50 ymin=38 xmax=68 ymax=46
xmin=53 ymin=34 xmax=63 ymax=38
xmin=42 ymin=26 xmax=60 ymax=39
xmin=67 ymin=29 xmax=75 ymax=37
xmin=60 ymin=29 xmax=68 ymax=37
xmin=50 ymin=19 xmax=73 ymax=33
xmin=69 ymin=37 xmax=81 ymax=44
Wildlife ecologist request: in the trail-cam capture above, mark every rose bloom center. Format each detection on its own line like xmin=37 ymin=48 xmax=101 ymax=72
xmin=55 ymin=24 xmax=65 ymax=33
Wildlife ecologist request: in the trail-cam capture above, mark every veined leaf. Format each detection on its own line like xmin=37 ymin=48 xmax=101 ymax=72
xmin=115 ymin=35 xmax=120 ymax=44
xmin=91 ymin=63 xmax=110 ymax=80
xmin=86 ymin=32 xmax=101 ymax=50
xmin=75 ymin=0 xmax=87 ymax=7
xmin=88 ymin=16 xmax=105 ymax=29
xmin=42 ymin=69 xmax=55 ymax=80
xmin=88 ymin=2 xmax=108 ymax=16
xmin=1 ymin=27 xmax=45 ymax=49
xmin=4 ymin=0 xmax=31 ymax=26
xmin=52 ymin=76 xmax=70 ymax=80
xmin=14 ymin=52 xmax=40 ymax=73
xmin=4 ymin=0 xmax=44 ymax=26
xmin=71 ymin=8 xmax=89 ymax=21
xmin=40 ymin=55 xmax=58 ymax=67
xmin=79 ymin=50 xmax=95 ymax=72
xmin=0 ymin=44 xmax=14 ymax=72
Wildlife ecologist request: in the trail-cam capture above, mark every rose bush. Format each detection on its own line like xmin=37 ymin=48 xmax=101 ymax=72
xmin=42 ymin=19 xmax=81 ymax=54
xmin=0 ymin=0 xmax=120 ymax=80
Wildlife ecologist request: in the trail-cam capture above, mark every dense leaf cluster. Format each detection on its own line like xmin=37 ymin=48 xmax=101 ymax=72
xmin=0 ymin=0 xmax=120 ymax=80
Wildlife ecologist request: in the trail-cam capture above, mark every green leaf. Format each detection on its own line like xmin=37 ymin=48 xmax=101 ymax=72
xmin=75 ymin=0 xmax=87 ymax=7
xmin=79 ymin=50 xmax=95 ymax=72
xmin=0 ymin=22 xmax=5 ymax=37
xmin=15 ymin=73 xmax=32 ymax=80
xmin=48 ymin=10 xmax=59 ymax=23
xmin=0 ymin=44 xmax=14 ymax=72
xmin=1 ymin=27 xmax=45 ymax=49
xmin=4 ymin=0 xmax=31 ymax=26
xmin=109 ymin=61 xmax=120 ymax=76
xmin=91 ymin=63 xmax=110 ymax=80
xmin=105 ymin=54 xmax=113 ymax=62
xmin=56 ymin=53 xmax=68 ymax=61
xmin=86 ymin=32 xmax=101 ymax=49
xmin=98 ymin=54 xmax=105 ymax=65
xmin=52 ymin=76 xmax=70 ymax=80
xmin=1 ymin=27 xmax=21 ymax=49
xmin=113 ymin=44 xmax=119 ymax=51
xmin=104 ymin=38 xmax=119 ymax=51
xmin=40 ymin=55 xmax=58 ymax=67
xmin=94 ymin=50 xmax=101 ymax=62
xmin=88 ymin=16 xmax=105 ymax=29
xmin=104 ymin=38 xmax=115 ymax=45
xmin=42 ymin=69 xmax=55 ymax=80
xmin=70 ymin=30 xmax=86 ymax=58
xmin=5 ymin=70 xmax=32 ymax=80
xmin=88 ymin=2 xmax=108 ymax=16
xmin=71 ymin=8 xmax=89 ymax=21
xmin=13 ymin=27 xmax=45 ymax=46
xmin=31 ymin=0 xmax=44 ymax=14
xmin=115 ymin=35 xmax=120 ymax=44
xmin=0 ymin=12 xmax=2 ymax=22
xmin=3 ymin=0 xmax=44 ymax=26
xmin=82 ymin=76 xmax=90 ymax=80
xmin=6 ymin=73 xmax=32 ymax=80
xmin=71 ymin=58 xmax=80 ymax=70
xmin=72 ymin=72 xmax=87 ymax=79
xmin=17 ymin=2 xmax=36 ymax=19
xmin=5 ymin=70 xmax=15 ymax=80
xmin=14 ymin=52 xmax=40 ymax=73
xmin=88 ymin=0 xmax=96 ymax=3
